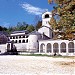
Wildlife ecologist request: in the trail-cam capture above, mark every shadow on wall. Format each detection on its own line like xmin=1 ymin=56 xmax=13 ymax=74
xmin=0 ymin=45 xmax=18 ymax=55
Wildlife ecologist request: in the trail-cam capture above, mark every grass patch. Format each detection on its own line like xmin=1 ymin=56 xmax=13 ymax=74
xmin=19 ymin=54 xmax=49 ymax=57
xmin=18 ymin=53 xmax=75 ymax=59
xmin=50 ymin=54 xmax=75 ymax=58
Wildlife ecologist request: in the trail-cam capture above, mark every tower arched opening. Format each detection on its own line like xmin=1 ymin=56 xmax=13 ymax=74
xmin=45 ymin=14 xmax=49 ymax=18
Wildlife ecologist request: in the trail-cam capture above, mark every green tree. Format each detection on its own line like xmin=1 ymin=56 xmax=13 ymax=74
xmin=35 ymin=21 xmax=42 ymax=30
xmin=0 ymin=26 xmax=7 ymax=31
xmin=16 ymin=22 xmax=28 ymax=31
xmin=26 ymin=25 xmax=35 ymax=32
xmin=48 ymin=0 xmax=75 ymax=39
xmin=49 ymin=17 xmax=57 ymax=30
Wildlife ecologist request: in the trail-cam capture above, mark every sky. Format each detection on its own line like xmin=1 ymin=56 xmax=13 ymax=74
xmin=0 ymin=0 xmax=55 ymax=28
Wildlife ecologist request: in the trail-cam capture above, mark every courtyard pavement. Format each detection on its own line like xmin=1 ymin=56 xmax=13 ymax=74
xmin=0 ymin=55 xmax=75 ymax=75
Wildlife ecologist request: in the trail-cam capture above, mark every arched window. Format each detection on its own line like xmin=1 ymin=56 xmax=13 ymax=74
xmin=23 ymin=36 xmax=25 ymax=38
xmin=12 ymin=40 xmax=14 ymax=43
xmin=10 ymin=36 xmax=12 ymax=39
xmin=19 ymin=36 xmax=21 ymax=38
xmin=15 ymin=40 xmax=17 ymax=43
xmin=22 ymin=40 xmax=25 ymax=43
xmin=45 ymin=14 xmax=49 ymax=18
xmin=19 ymin=40 xmax=21 ymax=43
xmin=26 ymin=39 xmax=28 ymax=43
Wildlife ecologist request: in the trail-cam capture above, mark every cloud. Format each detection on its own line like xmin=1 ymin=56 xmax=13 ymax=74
xmin=21 ymin=3 xmax=48 ymax=15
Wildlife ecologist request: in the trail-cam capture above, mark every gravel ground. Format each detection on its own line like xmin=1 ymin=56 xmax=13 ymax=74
xmin=0 ymin=55 xmax=75 ymax=75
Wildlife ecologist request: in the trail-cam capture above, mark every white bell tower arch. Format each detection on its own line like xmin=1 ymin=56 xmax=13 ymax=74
xmin=42 ymin=12 xmax=52 ymax=28
xmin=38 ymin=12 xmax=53 ymax=38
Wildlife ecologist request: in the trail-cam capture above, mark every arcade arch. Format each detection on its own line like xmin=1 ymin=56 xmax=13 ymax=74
xmin=40 ymin=43 xmax=45 ymax=52
xmin=47 ymin=43 xmax=51 ymax=53
xmin=53 ymin=43 xmax=59 ymax=53
xmin=68 ymin=42 xmax=74 ymax=53
xmin=60 ymin=42 xmax=66 ymax=53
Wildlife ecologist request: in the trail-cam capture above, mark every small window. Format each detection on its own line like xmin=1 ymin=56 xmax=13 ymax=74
xmin=23 ymin=36 xmax=25 ymax=38
xmin=15 ymin=40 xmax=17 ymax=43
xmin=10 ymin=36 xmax=12 ymax=39
xmin=26 ymin=35 xmax=28 ymax=38
xmin=22 ymin=40 xmax=25 ymax=43
xmin=12 ymin=40 xmax=14 ymax=43
xmin=19 ymin=40 xmax=21 ymax=43
xmin=13 ymin=36 xmax=15 ymax=39
xmin=19 ymin=36 xmax=21 ymax=38
xmin=26 ymin=39 xmax=28 ymax=43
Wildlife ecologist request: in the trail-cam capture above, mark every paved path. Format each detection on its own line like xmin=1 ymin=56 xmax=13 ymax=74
xmin=0 ymin=56 xmax=75 ymax=75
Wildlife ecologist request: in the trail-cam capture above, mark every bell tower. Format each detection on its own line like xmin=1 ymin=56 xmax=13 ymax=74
xmin=38 ymin=11 xmax=53 ymax=38
xmin=42 ymin=12 xmax=52 ymax=28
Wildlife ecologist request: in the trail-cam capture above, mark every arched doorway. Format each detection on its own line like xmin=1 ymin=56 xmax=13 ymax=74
xmin=53 ymin=43 xmax=59 ymax=53
xmin=60 ymin=42 xmax=66 ymax=53
xmin=40 ymin=43 xmax=45 ymax=53
xmin=68 ymin=42 xmax=74 ymax=53
xmin=7 ymin=44 xmax=10 ymax=52
xmin=47 ymin=43 xmax=51 ymax=53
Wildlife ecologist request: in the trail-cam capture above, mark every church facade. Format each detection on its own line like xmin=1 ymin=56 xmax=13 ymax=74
xmin=0 ymin=12 xmax=75 ymax=56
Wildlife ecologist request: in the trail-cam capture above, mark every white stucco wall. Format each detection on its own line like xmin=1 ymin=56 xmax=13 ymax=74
xmin=14 ymin=43 xmax=28 ymax=52
xmin=28 ymin=35 xmax=40 ymax=52
xmin=38 ymin=27 xmax=53 ymax=38
xmin=42 ymin=18 xmax=51 ymax=27
xmin=0 ymin=44 xmax=6 ymax=53
xmin=42 ymin=12 xmax=52 ymax=28
xmin=11 ymin=33 xmax=25 ymax=36
xmin=39 ymin=39 xmax=75 ymax=56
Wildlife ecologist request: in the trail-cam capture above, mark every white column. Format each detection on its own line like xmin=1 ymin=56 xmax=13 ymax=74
xmin=6 ymin=43 xmax=8 ymax=52
xmin=74 ymin=42 xmax=75 ymax=55
xmin=39 ymin=44 xmax=41 ymax=53
xmin=66 ymin=43 xmax=69 ymax=55
xmin=58 ymin=43 xmax=61 ymax=54
xmin=45 ymin=44 xmax=47 ymax=54
xmin=21 ymin=39 xmax=22 ymax=43
xmin=51 ymin=44 xmax=53 ymax=54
